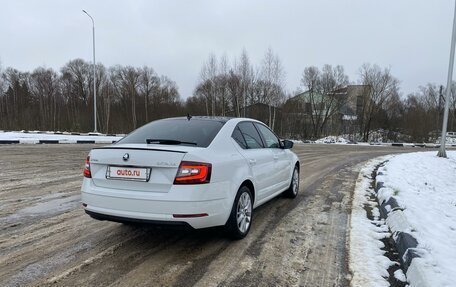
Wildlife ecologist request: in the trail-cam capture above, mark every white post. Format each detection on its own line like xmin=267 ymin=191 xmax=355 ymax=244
xmin=83 ymin=10 xmax=98 ymax=133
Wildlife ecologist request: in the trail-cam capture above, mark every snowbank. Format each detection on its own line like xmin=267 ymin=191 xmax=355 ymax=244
xmin=0 ymin=131 xmax=122 ymax=144
xmin=377 ymin=151 xmax=456 ymax=287
xmin=315 ymin=135 xmax=350 ymax=144
xmin=349 ymin=155 xmax=395 ymax=287
xmin=436 ymin=136 xmax=456 ymax=145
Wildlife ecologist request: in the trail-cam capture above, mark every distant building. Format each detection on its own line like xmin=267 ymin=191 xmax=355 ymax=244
xmin=332 ymin=85 xmax=370 ymax=118
xmin=331 ymin=85 xmax=370 ymax=136
xmin=282 ymin=85 xmax=370 ymax=139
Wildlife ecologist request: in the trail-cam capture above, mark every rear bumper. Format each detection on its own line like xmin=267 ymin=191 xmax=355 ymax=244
xmin=81 ymin=180 xmax=233 ymax=229
xmin=85 ymin=210 xmax=193 ymax=229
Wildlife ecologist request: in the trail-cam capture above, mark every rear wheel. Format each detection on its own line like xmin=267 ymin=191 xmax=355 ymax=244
xmin=225 ymin=186 xmax=253 ymax=240
xmin=283 ymin=165 xmax=299 ymax=198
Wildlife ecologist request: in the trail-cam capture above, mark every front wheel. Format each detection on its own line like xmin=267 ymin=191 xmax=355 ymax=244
xmin=225 ymin=186 xmax=253 ymax=240
xmin=283 ymin=165 xmax=299 ymax=198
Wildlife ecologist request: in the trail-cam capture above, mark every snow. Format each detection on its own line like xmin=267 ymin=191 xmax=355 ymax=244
xmin=315 ymin=135 xmax=350 ymax=144
xmin=343 ymin=115 xmax=358 ymax=121
xmin=376 ymin=151 xmax=456 ymax=287
xmin=435 ymin=132 xmax=456 ymax=145
xmin=393 ymin=269 xmax=406 ymax=282
xmin=0 ymin=131 xmax=122 ymax=143
xmin=349 ymin=155 xmax=396 ymax=287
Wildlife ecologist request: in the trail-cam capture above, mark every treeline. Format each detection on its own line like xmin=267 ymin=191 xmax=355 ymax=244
xmin=188 ymin=48 xmax=286 ymax=131
xmin=189 ymin=52 xmax=456 ymax=142
xmin=0 ymin=59 xmax=182 ymax=133
xmin=1 ymin=49 xmax=456 ymax=142
xmin=400 ymin=83 xmax=456 ymax=142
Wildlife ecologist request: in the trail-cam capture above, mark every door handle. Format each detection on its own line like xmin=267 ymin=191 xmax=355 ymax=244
xmin=248 ymin=159 xmax=257 ymax=166
xmin=273 ymin=155 xmax=279 ymax=161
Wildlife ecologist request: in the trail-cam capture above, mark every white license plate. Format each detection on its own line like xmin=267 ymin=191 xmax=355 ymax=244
xmin=107 ymin=166 xmax=150 ymax=181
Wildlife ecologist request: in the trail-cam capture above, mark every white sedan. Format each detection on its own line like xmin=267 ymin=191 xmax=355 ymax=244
xmin=81 ymin=116 xmax=300 ymax=239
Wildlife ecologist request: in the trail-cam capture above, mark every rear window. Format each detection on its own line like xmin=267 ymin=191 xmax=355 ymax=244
xmin=232 ymin=126 xmax=247 ymax=149
xmin=117 ymin=119 xmax=225 ymax=147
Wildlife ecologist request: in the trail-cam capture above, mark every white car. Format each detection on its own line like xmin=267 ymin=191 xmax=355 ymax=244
xmin=81 ymin=116 xmax=300 ymax=239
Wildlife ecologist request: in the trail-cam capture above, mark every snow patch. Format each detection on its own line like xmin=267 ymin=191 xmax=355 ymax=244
xmin=349 ymin=155 xmax=395 ymax=287
xmin=0 ymin=131 xmax=122 ymax=142
xmin=315 ymin=135 xmax=350 ymax=144
xmin=394 ymin=269 xmax=406 ymax=282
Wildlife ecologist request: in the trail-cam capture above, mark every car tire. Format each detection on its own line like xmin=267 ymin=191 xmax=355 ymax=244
xmin=225 ymin=186 xmax=253 ymax=240
xmin=283 ymin=165 xmax=299 ymax=198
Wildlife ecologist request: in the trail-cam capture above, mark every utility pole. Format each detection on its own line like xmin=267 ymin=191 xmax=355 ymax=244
xmin=83 ymin=10 xmax=98 ymax=133
xmin=438 ymin=1 xmax=456 ymax=158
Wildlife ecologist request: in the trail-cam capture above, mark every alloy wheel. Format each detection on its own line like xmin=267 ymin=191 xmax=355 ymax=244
xmin=236 ymin=192 xmax=252 ymax=233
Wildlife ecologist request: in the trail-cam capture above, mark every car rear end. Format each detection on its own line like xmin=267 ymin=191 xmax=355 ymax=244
xmin=81 ymin=118 xmax=233 ymax=229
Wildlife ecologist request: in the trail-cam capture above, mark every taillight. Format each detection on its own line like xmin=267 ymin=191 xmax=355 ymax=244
xmin=174 ymin=161 xmax=211 ymax=184
xmin=83 ymin=156 xmax=92 ymax=178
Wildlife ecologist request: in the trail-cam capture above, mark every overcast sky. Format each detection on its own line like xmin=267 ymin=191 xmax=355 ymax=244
xmin=0 ymin=0 xmax=454 ymax=98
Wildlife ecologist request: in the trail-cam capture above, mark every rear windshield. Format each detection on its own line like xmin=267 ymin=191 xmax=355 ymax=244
xmin=117 ymin=119 xmax=225 ymax=148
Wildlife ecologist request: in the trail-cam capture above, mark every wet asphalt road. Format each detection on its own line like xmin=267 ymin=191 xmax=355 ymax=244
xmin=0 ymin=143 xmax=424 ymax=287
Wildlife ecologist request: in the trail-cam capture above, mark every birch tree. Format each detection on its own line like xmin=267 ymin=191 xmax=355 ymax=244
xmin=260 ymin=48 xmax=285 ymax=129
xmin=199 ymin=54 xmax=218 ymax=116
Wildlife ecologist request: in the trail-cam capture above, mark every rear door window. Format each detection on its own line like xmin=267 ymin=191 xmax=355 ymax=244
xmin=237 ymin=122 xmax=264 ymax=149
xmin=255 ymin=123 xmax=280 ymax=148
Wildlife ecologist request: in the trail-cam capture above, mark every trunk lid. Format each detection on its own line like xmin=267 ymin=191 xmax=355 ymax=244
xmin=88 ymin=144 xmax=197 ymax=192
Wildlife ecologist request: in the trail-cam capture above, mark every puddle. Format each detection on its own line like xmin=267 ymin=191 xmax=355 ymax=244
xmin=2 ymin=194 xmax=80 ymax=224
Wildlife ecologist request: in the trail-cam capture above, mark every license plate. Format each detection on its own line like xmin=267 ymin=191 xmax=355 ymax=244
xmin=106 ymin=166 xmax=150 ymax=181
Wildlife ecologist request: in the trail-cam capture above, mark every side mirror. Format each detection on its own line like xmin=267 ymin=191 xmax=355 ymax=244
xmin=282 ymin=140 xmax=294 ymax=149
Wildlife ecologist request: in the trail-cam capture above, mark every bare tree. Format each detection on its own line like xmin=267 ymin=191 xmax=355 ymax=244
xmin=0 ymin=61 xmax=6 ymax=97
xmin=199 ymin=54 xmax=218 ymax=116
xmin=60 ymin=59 xmax=92 ymax=130
xmin=110 ymin=66 xmax=140 ymax=130
xmin=358 ymin=63 xmax=399 ymax=141
xmin=260 ymin=47 xmax=285 ymax=129
xmin=30 ymin=68 xmax=59 ymax=130
xmin=139 ymin=66 xmax=159 ymax=123
xmin=299 ymin=65 xmax=349 ymax=138
xmin=219 ymin=54 xmax=229 ymax=116
xmin=447 ymin=82 xmax=456 ymax=131
xmin=2 ymin=68 xmax=32 ymax=130
xmin=194 ymin=79 xmax=212 ymax=116
xmin=301 ymin=66 xmax=321 ymax=138
xmin=237 ymin=49 xmax=252 ymax=117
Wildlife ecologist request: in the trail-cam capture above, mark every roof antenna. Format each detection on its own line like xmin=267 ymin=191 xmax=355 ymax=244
xmin=186 ymin=113 xmax=192 ymax=121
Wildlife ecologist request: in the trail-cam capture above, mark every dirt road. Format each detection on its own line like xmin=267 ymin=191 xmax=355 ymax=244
xmin=0 ymin=144 xmax=419 ymax=287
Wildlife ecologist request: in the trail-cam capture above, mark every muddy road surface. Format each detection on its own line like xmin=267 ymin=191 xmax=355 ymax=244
xmin=0 ymin=144 xmax=418 ymax=287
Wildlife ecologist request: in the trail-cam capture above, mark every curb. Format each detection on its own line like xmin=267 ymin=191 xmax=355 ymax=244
xmin=375 ymin=171 xmax=432 ymax=287
xmin=0 ymin=140 xmax=20 ymax=144
xmin=0 ymin=139 xmax=117 ymax=145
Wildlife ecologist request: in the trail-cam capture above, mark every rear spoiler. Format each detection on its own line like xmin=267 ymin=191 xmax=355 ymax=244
xmin=92 ymin=147 xmax=187 ymax=154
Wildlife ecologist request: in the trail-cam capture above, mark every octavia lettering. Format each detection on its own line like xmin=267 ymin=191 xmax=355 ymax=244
xmin=116 ymin=169 xmax=141 ymax=177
